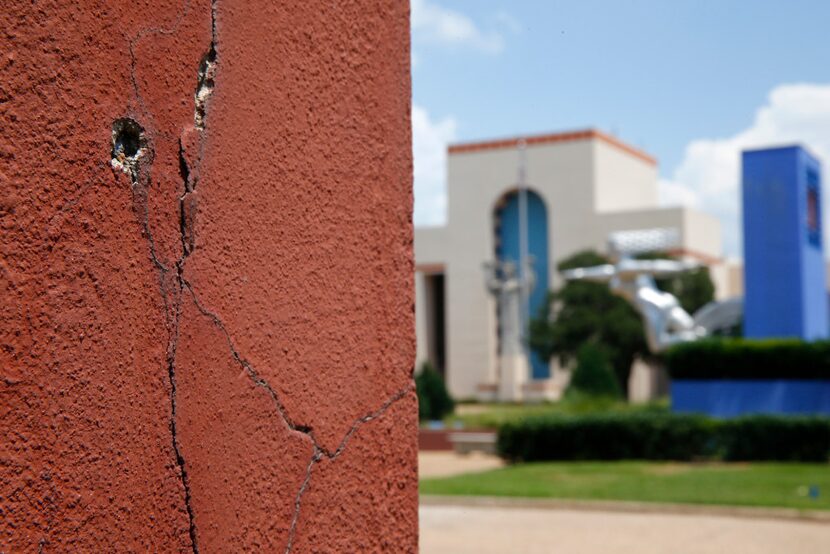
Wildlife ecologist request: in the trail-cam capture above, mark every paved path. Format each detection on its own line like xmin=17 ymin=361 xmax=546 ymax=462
xmin=419 ymin=451 xmax=503 ymax=479
xmin=420 ymin=503 xmax=830 ymax=554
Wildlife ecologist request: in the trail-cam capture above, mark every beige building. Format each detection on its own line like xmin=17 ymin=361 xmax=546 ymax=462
xmin=415 ymin=129 xmax=726 ymax=401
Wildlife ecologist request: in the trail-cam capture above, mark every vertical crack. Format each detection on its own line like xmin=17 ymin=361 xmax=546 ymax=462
xmin=284 ymin=449 xmax=321 ymax=554
xmin=123 ymin=1 xmax=219 ymax=550
xmin=167 ymin=314 xmax=200 ymax=554
xmin=122 ymin=1 xmax=413 ymax=550
xmin=178 ymin=141 xmax=194 ymax=258
xmin=163 ymin=3 xmax=220 ymax=550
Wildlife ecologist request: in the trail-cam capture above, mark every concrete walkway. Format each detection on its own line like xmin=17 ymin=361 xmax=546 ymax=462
xmin=420 ymin=503 xmax=830 ymax=554
xmin=419 ymin=451 xmax=504 ymax=478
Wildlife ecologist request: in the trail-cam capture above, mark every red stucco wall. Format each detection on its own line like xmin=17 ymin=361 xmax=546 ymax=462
xmin=1 ymin=1 xmax=416 ymax=551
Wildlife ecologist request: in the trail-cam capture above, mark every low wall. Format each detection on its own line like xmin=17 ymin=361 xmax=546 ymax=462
xmin=672 ymin=380 xmax=830 ymax=417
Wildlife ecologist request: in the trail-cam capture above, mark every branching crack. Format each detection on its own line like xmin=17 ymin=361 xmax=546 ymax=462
xmin=183 ymin=283 xmax=414 ymax=553
xmin=124 ymin=2 xmax=412 ymax=552
xmin=183 ymin=283 xmax=414 ymax=456
xmin=123 ymin=1 xmax=218 ymax=552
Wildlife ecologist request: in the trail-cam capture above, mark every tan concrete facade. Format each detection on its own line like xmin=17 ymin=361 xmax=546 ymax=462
xmin=415 ymin=130 xmax=724 ymax=400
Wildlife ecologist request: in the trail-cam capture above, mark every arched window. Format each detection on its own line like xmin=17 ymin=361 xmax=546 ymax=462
xmin=493 ymin=189 xmax=550 ymax=379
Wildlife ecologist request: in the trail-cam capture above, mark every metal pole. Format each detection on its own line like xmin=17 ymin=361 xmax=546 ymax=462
xmin=517 ymin=140 xmax=529 ymax=351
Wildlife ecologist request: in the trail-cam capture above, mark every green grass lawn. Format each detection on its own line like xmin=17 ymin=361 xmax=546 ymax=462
xmin=420 ymin=461 xmax=830 ymax=511
xmin=445 ymin=396 xmax=668 ymax=429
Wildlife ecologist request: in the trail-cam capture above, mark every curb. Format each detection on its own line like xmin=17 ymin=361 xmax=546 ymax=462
xmin=420 ymin=495 xmax=830 ymax=523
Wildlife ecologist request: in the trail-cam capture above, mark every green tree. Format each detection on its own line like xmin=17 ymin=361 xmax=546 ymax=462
xmin=529 ymin=250 xmax=717 ymax=392
xmin=529 ymin=250 xmax=647 ymax=391
xmin=566 ymin=343 xmax=621 ymax=398
xmin=639 ymin=252 xmax=715 ymax=314
xmin=416 ymin=361 xmax=455 ymax=421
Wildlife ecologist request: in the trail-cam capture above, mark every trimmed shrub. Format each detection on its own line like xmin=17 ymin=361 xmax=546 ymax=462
xmin=416 ymin=362 xmax=454 ymax=421
xmin=566 ymin=343 xmax=621 ymax=398
xmin=498 ymin=413 xmax=713 ymax=462
xmin=497 ymin=413 xmax=830 ymax=463
xmin=665 ymin=338 xmax=830 ymax=380
xmin=718 ymin=416 xmax=830 ymax=462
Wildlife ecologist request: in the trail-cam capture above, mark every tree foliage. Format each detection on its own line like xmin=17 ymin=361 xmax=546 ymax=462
xmin=529 ymin=250 xmax=646 ymax=391
xmin=567 ymin=343 xmax=622 ymax=398
xmin=639 ymin=252 xmax=715 ymax=314
xmin=529 ymin=249 xmax=715 ymax=392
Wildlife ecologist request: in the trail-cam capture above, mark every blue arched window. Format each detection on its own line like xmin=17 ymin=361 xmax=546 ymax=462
xmin=494 ymin=189 xmax=550 ymax=379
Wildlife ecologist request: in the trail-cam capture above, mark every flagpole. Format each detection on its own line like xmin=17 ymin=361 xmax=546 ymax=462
xmin=517 ymin=139 xmax=529 ymax=357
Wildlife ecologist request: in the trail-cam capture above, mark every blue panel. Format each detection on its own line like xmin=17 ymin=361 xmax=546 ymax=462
xmin=496 ymin=190 xmax=550 ymax=379
xmin=672 ymin=380 xmax=830 ymax=417
xmin=742 ymin=145 xmax=829 ymax=340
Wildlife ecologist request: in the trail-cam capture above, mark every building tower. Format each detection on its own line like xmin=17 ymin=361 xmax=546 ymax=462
xmin=742 ymin=145 xmax=829 ymax=340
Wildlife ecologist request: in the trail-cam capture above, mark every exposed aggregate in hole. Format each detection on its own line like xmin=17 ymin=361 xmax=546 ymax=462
xmin=194 ymin=45 xmax=216 ymax=130
xmin=110 ymin=118 xmax=147 ymax=182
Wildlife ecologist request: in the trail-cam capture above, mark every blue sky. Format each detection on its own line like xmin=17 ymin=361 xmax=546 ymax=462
xmin=411 ymin=0 xmax=830 ymax=256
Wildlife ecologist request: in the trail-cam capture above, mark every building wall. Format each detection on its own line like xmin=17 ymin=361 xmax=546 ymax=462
xmin=593 ymin=139 xmax=659 ymax=213
xmin=443 ymin=139 xmax=596 ymax=397
xmin=414 ymin=226 xmax=449 ymax=268
xmin=717 ymin=259 xmax=830 ymax=301
xmin=415 ymin=131 xmax=721 ymax=398
xmin=416 ymin=132 xmax=724 ymax=399
xmin=1 ymin=1 xmax=416 ymax=552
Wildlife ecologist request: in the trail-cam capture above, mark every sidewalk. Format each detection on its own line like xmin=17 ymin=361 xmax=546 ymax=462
xmin=420 ymin=502 xmax=830 ymax=554
xmin=419 ymin=451 xmax=504 ymax=479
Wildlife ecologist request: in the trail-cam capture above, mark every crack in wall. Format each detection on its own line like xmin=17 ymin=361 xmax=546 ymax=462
xmin=284 ymin=448 xmax=320 ymax=554
xmin=281 ymin=384 xmax=414 ymax=554
xmin=184 ymin=282 xmax=414 ymax=458
xmin=183 ymin=283 xmax=414 ymax=553
xmin=165 ymin=305 xmax=199 ymax=554
xmin=194 ymin=47 xmax=216 ymax=130
xmin=122 ymin=1 xmax=218 ymax=551
xmin=121 ymin=1 xmax=412 ymax=551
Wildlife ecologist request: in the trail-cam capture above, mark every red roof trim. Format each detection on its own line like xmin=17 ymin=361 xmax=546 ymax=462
xmin=447 ymin=129 xmax=657 ymax=166
xmin=415 ymin=263 xmax=445 ymax=275
xmin=666 ymin=248 xmax=722 ymax=266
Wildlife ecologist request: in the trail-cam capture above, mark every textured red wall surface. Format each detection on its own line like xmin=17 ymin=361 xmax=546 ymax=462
xmin=1 ymin=1 xmax=416 ymax=551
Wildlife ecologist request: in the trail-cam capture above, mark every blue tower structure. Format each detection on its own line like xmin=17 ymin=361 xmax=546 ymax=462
xmin=742 ymin=145 xmax=829 ymax=340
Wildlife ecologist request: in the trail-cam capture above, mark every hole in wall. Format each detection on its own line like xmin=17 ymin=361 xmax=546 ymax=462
xmin=111 ymin=118 xmax=147 ymax=180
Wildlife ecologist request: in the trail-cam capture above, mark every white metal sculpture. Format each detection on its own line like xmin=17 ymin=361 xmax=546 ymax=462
xmin=484 ymin=259 xmax=536 ymax=400
xmin=561 ymin=229 xmax=707 ymax=352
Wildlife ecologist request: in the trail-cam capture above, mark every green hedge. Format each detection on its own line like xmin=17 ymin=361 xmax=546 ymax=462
xmin=719 ymin=416 xmax=830 ymax=461
xmin=497 ymin=413 xmax=830 ymax=462
xmin=665 ymin=338 xmax=830 ymax=380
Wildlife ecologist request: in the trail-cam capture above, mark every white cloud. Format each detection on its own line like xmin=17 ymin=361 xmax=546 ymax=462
xmin=659 ymin=83 xmax=830 ymax=256
xmin=494 ymin=11 xmax=522 ymax=35
xmin=411 ymin=0 xmax=505 ymax=53
xmin=413 ymin=105 xmax=456 ymax=226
